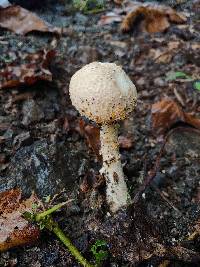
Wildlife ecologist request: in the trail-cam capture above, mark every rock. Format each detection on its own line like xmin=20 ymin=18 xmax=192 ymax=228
xmin=21 ymin=91 xmax=59 ymax=126
xmin=22 ymin=99 xmax=44 ymax=126
xmin=74 ymin=13 xmax=88 ymax=26
xmin=13 ymin=132 xmax=32 ymax=150
xmin=0 ymin=140 xmax=88 ymax=197
xmin=78 ymin=46 xmax=100 ymax=65
xmin=165 ymin=128 xmax=200 ymax=158
xmin=154 ymin=77 xmax=166 ymax=87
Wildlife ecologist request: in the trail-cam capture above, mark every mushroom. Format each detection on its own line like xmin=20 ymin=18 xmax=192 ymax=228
xmin=69 ymin=62 xmax=137 ymax=212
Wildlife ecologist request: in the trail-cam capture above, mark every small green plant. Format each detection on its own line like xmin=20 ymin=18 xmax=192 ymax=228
xmin=166 ymin=71 xmax=193 ymax=81
xmin=91 ymin=240 xmax=109 ymax=266
xmin=24 ymin=201 xmax=94 ymax=267
xmin=194 ymin=81 xmax=200 ymax=91
xmin=166 ymin=71 xmax=200 ymax=92
xmin=73 ymin=0 xmax=105 ymax=14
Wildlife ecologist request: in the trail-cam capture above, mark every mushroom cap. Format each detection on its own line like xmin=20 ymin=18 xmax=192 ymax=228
xmin=69 ymin=62 xmax=137 ymax=124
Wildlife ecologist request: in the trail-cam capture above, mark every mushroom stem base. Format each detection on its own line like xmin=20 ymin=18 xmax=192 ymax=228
xmin=100 ymin=124 xmax=129 ymax=212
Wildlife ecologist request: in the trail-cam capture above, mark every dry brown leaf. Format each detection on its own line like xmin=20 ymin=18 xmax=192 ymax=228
xmin=113 ymin=0 xmax=124 ymax=4
xmin=76 ymin=119 xmax=133 ymax=159
xmin=99 ymin=12 xmax=122 ymax=26
xmin=77 ymin=119 xmax=101 ymax=160
xmin=120 ymin=2 xmax=187 ymax=33
xmin=149 ymin=41 xmax=181 ymax=64
xmin=0 ymin=49 xmax=55 ymax=89
xmin=0 ymin=5 xmax=61 ymax=35
xmin=151 ymin=99 xmax=200 ymax=136
xmin=0 ymin=188 xmax=40 ymax=252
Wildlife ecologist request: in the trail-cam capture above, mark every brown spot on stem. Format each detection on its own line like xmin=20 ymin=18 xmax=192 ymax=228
xmin=113 ymin=172 xmax=119 ymax=183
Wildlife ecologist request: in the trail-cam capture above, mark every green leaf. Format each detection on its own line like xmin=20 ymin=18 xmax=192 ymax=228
xmin=90 ymin=240 xmax=108 ymax=265
xmin=166 ymin=71 xmax=192 ymax=81
xmin=193 ymin=81 xmax=200 ymax=91
xmin=44 ymin=195 xmax=51 ymax=203
xmin=32 ymin=203 xmax=38 ymax=210
xmin=23 ymin=211 xmax=34 ymax=220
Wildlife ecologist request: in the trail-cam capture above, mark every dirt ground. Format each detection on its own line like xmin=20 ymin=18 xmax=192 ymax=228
xmin=1 ymin=0 xmax=200 ymax=266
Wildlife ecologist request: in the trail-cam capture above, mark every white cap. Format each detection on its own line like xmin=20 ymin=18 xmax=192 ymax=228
xmin=69 ymin=62 xmax=137 ymax=124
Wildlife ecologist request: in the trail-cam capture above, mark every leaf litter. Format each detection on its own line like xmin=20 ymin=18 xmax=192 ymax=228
xmin=0 ymin=49 xmax=56 ymax=89
xmin=0 ymin=0 xmax=200 ymax=266
xmin=151 ymin=99 xmax=200 ymax=136
xmin=99 ymin=1 xmax=187 ymax=33
xmin=0 ymin=188 xmax=40 ymax=252
xmin=0 ymin=5 xmax=61 ymax=35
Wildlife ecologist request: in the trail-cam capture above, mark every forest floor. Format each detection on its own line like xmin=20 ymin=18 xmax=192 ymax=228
xmin=0 ymin=0 xmax=200 ymax=266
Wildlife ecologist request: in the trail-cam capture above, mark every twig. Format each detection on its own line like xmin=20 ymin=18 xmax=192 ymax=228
xmin=173 ymin=87 xmax=185 ymax=107
xmin=35 ymin=200 xmax=74 ymax=221
xmin=133 ymin=126 xmax=200 ymax=204
xmin=52 ymin=223 xmax=94 ymax=267
xmin=29 ymin=202 xmax=94 ymax=267
xmin=133 ymin=130 xmax=168 ymax=204
xmin=49 ymin=188 xmax=67 ymax=205
xmin=151 ymin=184 xmax=181 ymax=214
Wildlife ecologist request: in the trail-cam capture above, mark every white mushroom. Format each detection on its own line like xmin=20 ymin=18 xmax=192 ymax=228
xmin=69 ymin=62 xmax=137 ymax=212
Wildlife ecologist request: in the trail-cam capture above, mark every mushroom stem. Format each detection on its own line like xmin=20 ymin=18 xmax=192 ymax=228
xmin=100 ymin=123 xmax=129 ymax=212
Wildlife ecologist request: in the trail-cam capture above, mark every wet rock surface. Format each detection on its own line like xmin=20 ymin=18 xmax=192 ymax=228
xmin=0 ymin=140 xmax=87 ymax=197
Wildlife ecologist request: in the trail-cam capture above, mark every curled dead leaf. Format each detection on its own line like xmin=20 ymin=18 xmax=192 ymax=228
xmin=0 ymin=49 xmax=55 ymax=89
xmin=120 ymin=2 xmax=187 ymax=33
xmin=77 ymin=119 xmax=101 ymax=160
xmin=98 ymin=12 xmax=122 ymax=26
xmin=0 ymin=188 xmax=40 ymax=252
xmin=151 ymin=99 xmax=200 ymax=136
xmin=0 ymin=5 xmax=61 ymax=35
xmin=76 ymin=119 xmax=133 ymax=159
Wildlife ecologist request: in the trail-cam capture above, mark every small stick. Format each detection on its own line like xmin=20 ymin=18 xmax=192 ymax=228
xmin=32 ymin=202 xmax=94 ymax=267
xmin=133 ymin=126 xmax=200 ymax=204
xmin=35 ymin=200 xmax=73 ymax=221
xmin=151 ymin=184 xmax=181 ymax=214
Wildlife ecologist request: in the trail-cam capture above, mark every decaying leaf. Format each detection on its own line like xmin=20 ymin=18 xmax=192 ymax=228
xmin=100 ymin=2 xmax=186 ymax=33
xmin=149 ymin=41 xmax=181 ymax=64
xmin=76 ymin=119 xmax=134 ymax=159
xmin=0 ymin=188 xmax=40 ymax=252
xmin=0 ymin=5 xmax=61 ymax=35
xmin=0 ymin=49 xmax=55 ymax=89
xmin=99 ymin=12 xmax=122 ymax=25
xmin=77 ymin=119 xmax=101 ymax=160
xmin=121 ymin=2 xmax=186 ymax=33
xmin=151 ymin=99 xmax=200 ymax=136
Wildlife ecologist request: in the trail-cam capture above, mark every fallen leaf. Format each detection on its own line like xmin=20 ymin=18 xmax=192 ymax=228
xmin=76 ymin=119 xmax=133 ymax=158
xmin=0 ymin=49 xmax=55 ymax=89
xmin=120 ymin=2 xmax=187 ymax=33
xmin=166 ymin=71 xmax=192 ymax=81
xmin=151 ymin=99 xmax=200 ymax=136
xmin=0 ymin=188 xmax=40 ymax=252
xmin=0 ymin=5 xmax=61 ymax=35
xmin=149 ymin=41 xmax=181 ymax=64
xmin=77 ymin=119 xmax=101 ymax=160
xmin=194 ymin=81 xmax=200 ymax=91
xmin=98 ymin=12 xmax=122 ymax=25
